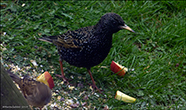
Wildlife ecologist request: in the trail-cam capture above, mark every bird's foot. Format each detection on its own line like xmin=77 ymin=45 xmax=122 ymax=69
xmin=55 ymin=74 xmax=70 ymax=85
xmin=89 ymin=83 xmax=103 ymax=94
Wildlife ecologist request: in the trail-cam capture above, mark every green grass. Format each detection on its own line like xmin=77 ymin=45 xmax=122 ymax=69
xmin=1 ymin=1 xmax=186 ymax=109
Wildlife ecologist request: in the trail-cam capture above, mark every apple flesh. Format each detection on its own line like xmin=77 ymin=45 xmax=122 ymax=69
xmin=36 ymin=71 xmax=54 ymax=89
xmin=110 ymin=61 xmax=128 ymax=77
xmin=115 ymin=90 xmax=136 ymax=103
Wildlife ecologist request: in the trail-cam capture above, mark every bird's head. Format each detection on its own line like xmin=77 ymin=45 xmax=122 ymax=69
xmin=97 ymin=13 xmax=135 ymax=33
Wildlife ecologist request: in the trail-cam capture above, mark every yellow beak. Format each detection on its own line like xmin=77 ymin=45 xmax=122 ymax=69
xmin=120 ymin=24 xmax=135 ymax=33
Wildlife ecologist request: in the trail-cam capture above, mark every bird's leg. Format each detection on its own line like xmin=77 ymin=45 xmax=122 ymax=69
xmin=56 ymin=60 xmax=69 ymax=83
xmin=87 ymin=69 xmax=102 ymax=93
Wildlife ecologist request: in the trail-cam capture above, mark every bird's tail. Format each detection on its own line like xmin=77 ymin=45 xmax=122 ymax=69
xmin=7 ymin=70 xmax=21 ymax=86
xmin=38 ymin=36 xmax=58 ymax=43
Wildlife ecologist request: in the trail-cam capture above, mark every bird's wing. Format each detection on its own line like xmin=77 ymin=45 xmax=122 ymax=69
xmin=21 ymin=78 xmax=39 ymax=97
xmin=53 ymin=26 xmax=94 ymax=49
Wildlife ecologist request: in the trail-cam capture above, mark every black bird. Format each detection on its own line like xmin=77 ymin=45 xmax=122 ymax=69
xmin=39 ymin=13 xmax=135 ymax=92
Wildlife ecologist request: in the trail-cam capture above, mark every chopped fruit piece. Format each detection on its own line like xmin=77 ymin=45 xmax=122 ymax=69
xmin=110 ymin=61 xmax=128 ymax=76
xmin=115 ymin=90 xmax=136 ymax=103
xmin=37 ymin=71 xmax=54 ymax=89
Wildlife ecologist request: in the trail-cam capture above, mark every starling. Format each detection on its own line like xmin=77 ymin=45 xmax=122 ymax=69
xmin=39 ymin=13 xmax=135 ymax=92
xmin=8 ymin=71 xmax=52 ymax=109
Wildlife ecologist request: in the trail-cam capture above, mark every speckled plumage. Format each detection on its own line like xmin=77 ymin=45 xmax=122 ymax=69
xmin=39 ymin=13 xmax=135 ymax=92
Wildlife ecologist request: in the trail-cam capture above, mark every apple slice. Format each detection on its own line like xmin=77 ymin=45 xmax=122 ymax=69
xmin=115 ymin=90 xmax=136 ymax=103
xmin=110 ymin=61 xmax=128 ymax=77
xmin=36 ymin=71 xmax=54 ymax=89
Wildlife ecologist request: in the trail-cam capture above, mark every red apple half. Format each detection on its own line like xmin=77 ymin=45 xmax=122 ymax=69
xmin=115 ymin=90 xmax=136 ymax=103
xmin=36 ymin=71 xmax=54 ymax=89
xmin=110 ymin=61 xmax=128 ymax=77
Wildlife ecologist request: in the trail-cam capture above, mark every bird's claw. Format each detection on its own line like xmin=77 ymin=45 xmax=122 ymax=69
xmin=88 ymin=83 xmax=103 ymax=94
xmin=55 ymin=74 xmax=69 ymax=85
